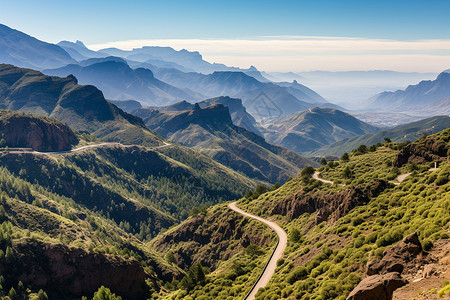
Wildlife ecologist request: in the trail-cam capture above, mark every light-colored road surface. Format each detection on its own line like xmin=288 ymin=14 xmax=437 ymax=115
xmin=313 ymin=171 xmax=334 ymax=184
xmin=7 ymin=141 xmax=171 ymax=155
xmin=228 ymin=202 xmax=287 ymax=300
xmin=390 ymin=172 xmax=412 ymax=186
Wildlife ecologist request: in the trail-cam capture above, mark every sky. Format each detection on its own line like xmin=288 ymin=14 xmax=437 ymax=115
xmin=1 ymin=0 xmax=450 ymax=72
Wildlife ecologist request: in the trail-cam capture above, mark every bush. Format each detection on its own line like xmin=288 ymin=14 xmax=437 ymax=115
xmin=92 ymin=286 xmax=122 ymax=300
xmin=287 ymin=266 xmax=308 ymax=284
xmin=301 ymin=166 xmax=315 ymax=178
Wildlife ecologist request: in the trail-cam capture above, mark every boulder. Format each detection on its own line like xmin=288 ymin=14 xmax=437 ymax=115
xmin=347 ymin=272 xmax=407 ymax=300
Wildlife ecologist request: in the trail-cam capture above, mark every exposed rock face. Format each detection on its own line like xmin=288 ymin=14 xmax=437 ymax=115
xmin=393 ymin=134 xmax=448 ymax=167
xmin=271 ymin=179 xmax=389 ymax=223
xmin=0 ymin=110 xmax=78 ymax=151
xmin=366 ymin=233 xmax=423 ymax=276
xmin=0 ymin=238 xmax=147 ymax=299
xmin=346 ymin=272 xmax=407 ymax=300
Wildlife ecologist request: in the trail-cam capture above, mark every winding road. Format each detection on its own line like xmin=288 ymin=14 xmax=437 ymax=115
xmin=228 ymin=202 xmax=287 ymax=300
xmin=7 ymin=141 xmax=172 ymax=155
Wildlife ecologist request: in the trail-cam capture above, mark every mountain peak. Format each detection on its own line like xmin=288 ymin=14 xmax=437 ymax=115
xmin=75 ymin=40 xmax=87 ymax=48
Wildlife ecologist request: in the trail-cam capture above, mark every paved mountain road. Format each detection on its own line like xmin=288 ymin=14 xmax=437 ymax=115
xmin=228 ymin=202 xmax=287 ymax=300
xmin=6 ymin=141 xmax=172 ymax=155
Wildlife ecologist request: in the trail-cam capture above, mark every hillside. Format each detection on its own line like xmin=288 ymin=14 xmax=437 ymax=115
xmin=307 ymin=115 xmax=450 ymax=157
xmin=133 ymin=104 xmax=316 ymax=183
xmin=153 ymin=128 xmax=450 ymax=299
xmin=57 ymin=40 xmax=108 ymax=61
xmin=367 ymin=70 xmax=450 ymax=113
xmin=0 ymin=110 xmax=78 ymax=151
xmin=0 ymin=64 xmax=165 ymax=147
xmin=263 ymin=107 xmax=379 ymax=153
xmin=0 ymin=24 xmax=76 ymax=69
xmin=44 ymin=60 xmax=202 ymax=106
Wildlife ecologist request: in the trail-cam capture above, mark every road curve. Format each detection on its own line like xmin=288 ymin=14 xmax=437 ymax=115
xmin=228 ymin=202 xmax=287 ymax=300
xmin=313 ymin=171 xmax=334 ymax=184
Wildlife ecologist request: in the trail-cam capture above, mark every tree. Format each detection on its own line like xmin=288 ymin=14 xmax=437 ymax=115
xmin=341 ymin=152 xmax=349 ymax=162
xmin=5 ymin=246 xmax=13 ymax=264
xmin=384 ymin=137 xmax=392 ymax=143
xmin=356 ymin=144 xmax=368 ymax=154
xmin=92 ymin=286 xmax=122 ymax=300
xmin=320 ymin=158 xmax=327 ymax=165
xmin=8 ymin=287 xmax=17 ymax=300
xmin=301 ymin=166 xmax=315 ymax=178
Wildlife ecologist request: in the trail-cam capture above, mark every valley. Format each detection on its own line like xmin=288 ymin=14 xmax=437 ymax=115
xmin=0 ymin=9 xmax=449 ymax=300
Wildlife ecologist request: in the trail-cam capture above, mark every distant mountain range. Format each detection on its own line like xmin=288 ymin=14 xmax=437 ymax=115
xmin=133 ymin=103 xmax=316 ymax=183
xmin=152 ymin=68 xmax=335 ymax=119
xmin=0 ymin=64 xmax=164 ymax=146
xmin=44 ymin=59 xmax=202 ymax=106
xmin=262 ymin=107 xmax=379 ymax=153
xmin=0 ymin=24 xmax=76 ymax=69
xmin=367 ymin=70 xmax=450 ymax=114
xmin=0 ymin=23 xmax=340 ymax=122
xmin=307 ymin=115 xmax=450 ymax=157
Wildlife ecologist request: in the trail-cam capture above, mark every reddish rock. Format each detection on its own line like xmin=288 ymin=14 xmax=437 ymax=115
xmin=0 ymin=238 xmax=147 ymax=299
xmin=366 ymin=233 xmax=422 ymax=276
xmin=0 ymin=111 xmax=78 ymax=151
xmin=271 ymin=180 xmax=388 ymax=223
xmin=347 ymin=272 xmax=407 ymax=300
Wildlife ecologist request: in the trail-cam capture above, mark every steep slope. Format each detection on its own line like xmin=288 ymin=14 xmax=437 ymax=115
xmin=0 ymin=110 xmax=78 ymax=151
xmin=44 ymin=60 xmax=202 ymax=106
xmin=263 ymin=107 xmax=379 ymax=153
xmin=308 ymin=115 xmax=450 ymax=157
xmin=368 ymin=70 xmax=450 ymax=112
xmin=0 ymin=24 xmax=76 ymax=69
xmin=134 ymin=104 xmax=316 ymax=183
xmin=0 ymin=64 xmax=164 ymax=146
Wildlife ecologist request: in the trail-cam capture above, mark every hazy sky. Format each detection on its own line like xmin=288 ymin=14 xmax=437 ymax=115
xmin=1 ymin=0 xmax=449 ymax=72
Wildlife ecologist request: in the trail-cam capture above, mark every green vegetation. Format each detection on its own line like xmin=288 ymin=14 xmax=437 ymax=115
xmin=233 ymin=128 xmax=450 ymax=300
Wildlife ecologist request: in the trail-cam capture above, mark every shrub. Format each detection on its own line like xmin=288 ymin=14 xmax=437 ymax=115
xmin=287 ymin=266 xmax=308 ymax=284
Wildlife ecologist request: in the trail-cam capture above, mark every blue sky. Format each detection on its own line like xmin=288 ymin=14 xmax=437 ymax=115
xmin=1 ymin=0 xmax=449 ymax=71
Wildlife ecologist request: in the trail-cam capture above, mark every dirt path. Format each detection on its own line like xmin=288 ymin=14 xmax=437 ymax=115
xmin=228 ymin=202 xmax=287 ymax=300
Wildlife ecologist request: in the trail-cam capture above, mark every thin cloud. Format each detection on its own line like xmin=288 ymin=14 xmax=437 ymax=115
xmin=88 ymin=36 xmax=450 ymax=72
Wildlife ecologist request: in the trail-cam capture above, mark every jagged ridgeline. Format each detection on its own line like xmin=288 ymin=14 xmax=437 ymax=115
xmin=150 ymin=128 xmax=449 ymax=299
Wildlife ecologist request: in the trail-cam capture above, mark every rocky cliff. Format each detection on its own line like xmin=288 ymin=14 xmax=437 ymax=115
xmin=0 ymin=110 xmax=78 ymax=151
xmin=0 ymin=238 xmax=147 ymax=299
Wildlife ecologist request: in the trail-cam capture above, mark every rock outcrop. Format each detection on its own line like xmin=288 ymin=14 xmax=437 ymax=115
xmin=366 ymin=233 xmax=423 ymax=276
xmin=0 ymin=238 xmax=147 ymax=299
xmin=347 ymin=272 xmax=407 ymax=300
xmin=271 ymin=179 xmax=389 ymax=223
xmin=393 ymin=129 xmax=449 ymax=167
xmin=0 ymin=110 xmax=78 ymax=151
